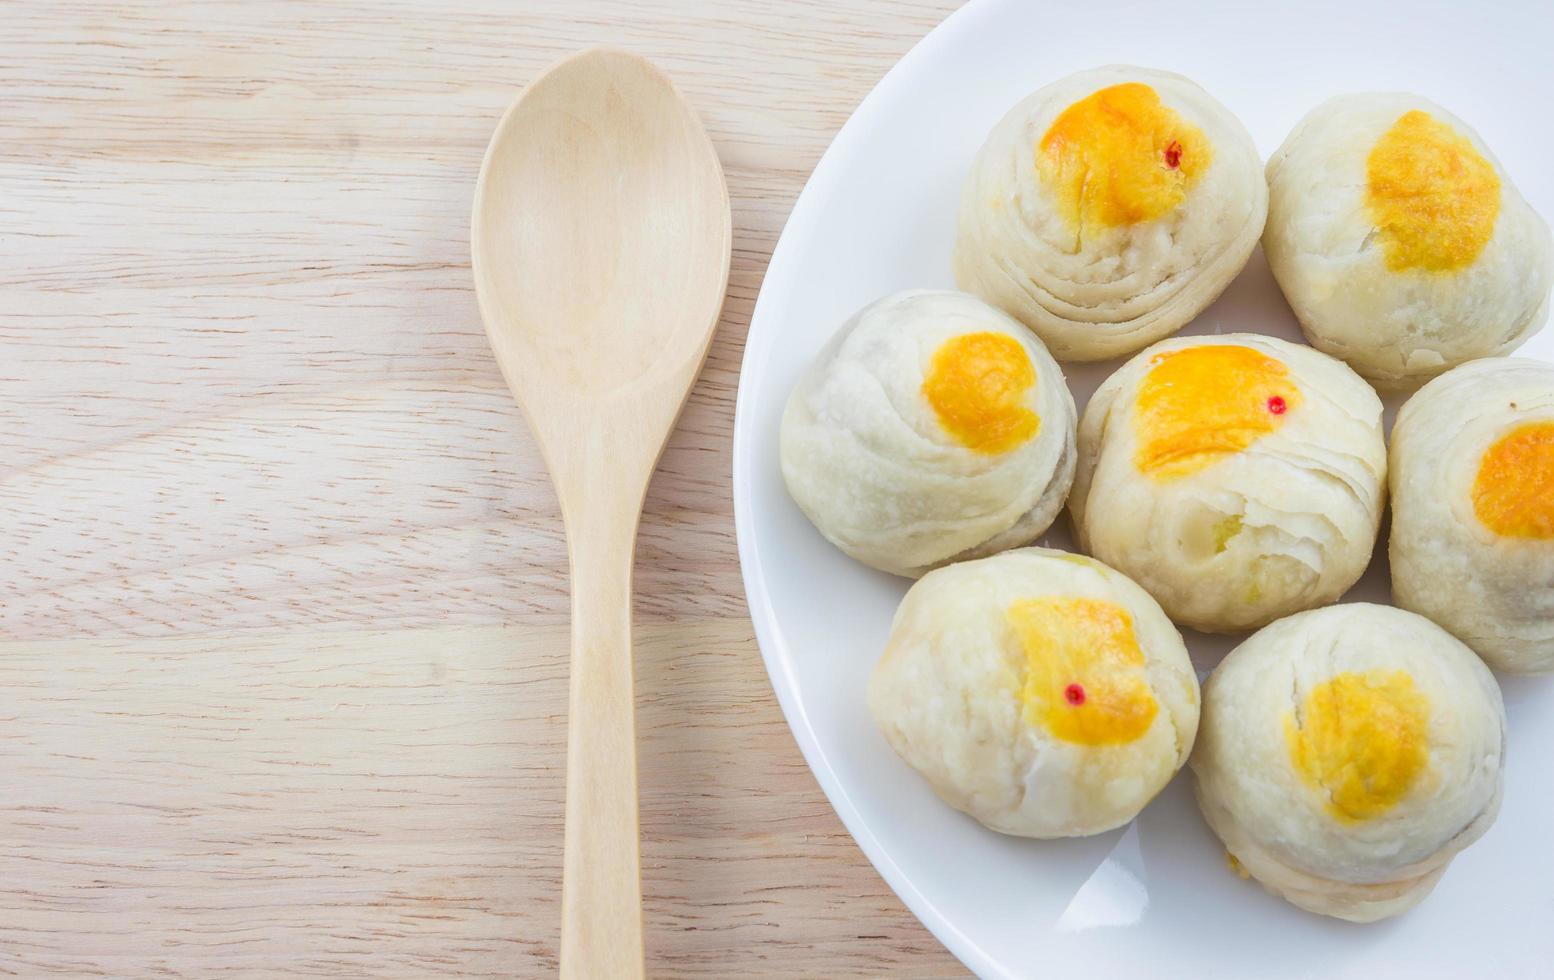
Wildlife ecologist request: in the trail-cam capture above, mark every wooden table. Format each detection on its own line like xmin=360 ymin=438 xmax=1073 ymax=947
xmin=0 ymin=1 xmax=970 ymax=976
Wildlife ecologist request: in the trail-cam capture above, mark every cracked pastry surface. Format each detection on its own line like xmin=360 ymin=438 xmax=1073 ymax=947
xmin=952 ymin=65 xmax=1266 ymax=362
xmin=1191 ymin=604 xmax=1506 ymax=922
xmin=781 ymin=289 xmax=1077 ymax=578
xmin=1069 ymin=333 xmax=1386 ymax=633
xmin=1390 ymin=358 xmax=1554 ymax=673
xmin=1264 ymin=93 xmax=1554 ymax=390
xmin=868 ymin=547 xmax=1199 ymax=838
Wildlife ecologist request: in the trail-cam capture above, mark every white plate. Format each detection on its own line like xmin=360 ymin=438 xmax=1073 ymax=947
xmin=732 ymin=0 xmax=1554 ymax=975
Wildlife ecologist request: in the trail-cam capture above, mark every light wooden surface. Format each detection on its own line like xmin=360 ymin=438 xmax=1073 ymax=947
xmin=472 ymin=46 xmax=733 ymax=978
xmin=0 ymin=1 xmax=968 ymax=977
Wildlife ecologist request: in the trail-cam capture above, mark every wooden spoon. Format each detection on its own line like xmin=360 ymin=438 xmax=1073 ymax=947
xmin=471 ymin=49 xmax=731 ymax=978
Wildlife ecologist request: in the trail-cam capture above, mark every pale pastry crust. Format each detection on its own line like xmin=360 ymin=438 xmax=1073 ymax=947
xmin=953 ymin=65 xmax=1266 ymax=361
xmin=1390 ymin=358 xmax=1554 ymax=673
xmin=868 ymin=547 xmax=1199 ymax=838
xmin=1070 ymin=333 xmax=1386 ymax=633
xmin=1191 ymin=604 xmax=1505 ymax=922
xmin=1264 ymin=94 xmax=1554 ymax=391
xmin=781 ymin=290 xmax=1077 ymax=578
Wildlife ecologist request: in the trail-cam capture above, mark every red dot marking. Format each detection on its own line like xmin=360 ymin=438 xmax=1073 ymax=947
xmin=1267 ymin=396 xmax=1287 ymax=415
xmin=1064 ymin=683 xmax=1086 ymax=706
xmin=1163 ymin=140 xmax=1183 ymax=169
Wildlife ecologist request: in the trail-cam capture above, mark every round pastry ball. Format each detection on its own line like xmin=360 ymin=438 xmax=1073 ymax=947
xmin=1191 ymin=604 xmax=1506 ymax=923
xmin=1070 ymin=334 xmax=1386 ymax=633
xmin=869 ymin=547 xmax=1199 ymax=838
xmin=1264 ymin=94 xmax=1554 ymax=390
xmin=952 ymin=65 xmax=1266 ymax=361
xmin=1391 ymin=357 xmax=1554 ymax=673
xmin=781 ymin=289 xmax=1077 ymax=578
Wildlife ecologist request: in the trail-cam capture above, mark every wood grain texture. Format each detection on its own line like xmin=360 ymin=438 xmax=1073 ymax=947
xmin=472 ymin=46 xmax=735 ymax=978
xmin=0 ymin=0 xmax=968 ymax=976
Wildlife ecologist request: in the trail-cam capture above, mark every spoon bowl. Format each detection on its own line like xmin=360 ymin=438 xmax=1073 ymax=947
xmin=472 ymin=48 xmax=731 ymax=979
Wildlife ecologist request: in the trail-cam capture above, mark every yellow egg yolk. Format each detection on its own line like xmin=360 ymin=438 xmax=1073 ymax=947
xmin=1037 ymin=82 xmax=1212 ymax=237
xmin=1008 ymin=597 xmax=1159 ymax=746
xmin=1132 ymin=345 xmax=1302 ymax=481
xmin=1365 ymin=110 xmax=1501 ymax=273
xmin=1285 ymin=670 xmax=1431 ymax=823
xmin=1472 ymin=421 xmax=1554 ymax=539
xmin=922 ymin=332 xmax=1040 ymax=454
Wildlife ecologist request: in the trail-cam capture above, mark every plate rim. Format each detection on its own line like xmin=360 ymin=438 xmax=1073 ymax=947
xmin=730 ymin=1 xmax=1011 ymax=975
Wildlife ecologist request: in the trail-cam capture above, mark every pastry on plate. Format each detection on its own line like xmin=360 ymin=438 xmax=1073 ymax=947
xmin=953 ymin=65 xmax=1266 ymax=361
xmin=869 ymin=547 xmax=1199 ymax=838
xmin=1264 ymin=93 xmax=1554 ymax=390
xmin=781 ymin=289 xmax=1077 ymax=577
xmin=1191 ymin=603 xmax=1505 ymax=923
xmin=1069 ymin=333 xmax=1386 ymax=633
xmin=1391 ymin=357 xmax=1554 ymax=673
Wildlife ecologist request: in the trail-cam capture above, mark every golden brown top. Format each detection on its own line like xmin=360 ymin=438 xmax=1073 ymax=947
xmin=922 ymin=332 xmax=1040 ymax=454
xmin=1037 ymin=82 xmax=1212 ymax=236
xmin=1473 ymin=421 xmax=1554 ymax=539
xmin=1132 ymin=345 xmax=1301 ymax=481
xmin=1365 ymin=110 xmax=1501 ymax=273
xmin=1009 ymin=596 xmax=1159 ymax=746
xmin=1285 ymin=669 xmax=1431 ymax=823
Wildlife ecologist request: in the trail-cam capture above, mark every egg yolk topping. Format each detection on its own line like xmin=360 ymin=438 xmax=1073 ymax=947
xmin=1472 ymin=421 xmax=1554 ymax=539
xmin=1037 ymin=82 xmax=1212 ymax=236
xmin=1365 ymin=110 xmax=1501 ymax=273
xmin=1132 ymin=345 xmax=1302 ymax=481
xmin=923 ymin=332 xmax=1041 ymax=454
xmin=1009 ymin=597 xmax=1158 ymax=746
xmin=1285 ymin=670 xmax=1431 ymax=824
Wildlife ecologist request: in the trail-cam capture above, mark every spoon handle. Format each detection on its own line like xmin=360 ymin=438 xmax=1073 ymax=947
xmin=560 ymin=482 xmax=645 ymax=979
